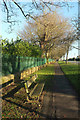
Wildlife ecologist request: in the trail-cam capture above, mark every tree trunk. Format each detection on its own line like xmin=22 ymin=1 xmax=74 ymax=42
xmin=66 ymin=50 xmax=68 ymax=64
xmin=14 ymin=56 xmax=21 ymax=83
xmin=45 ymin=52 xmax=49 ymax=64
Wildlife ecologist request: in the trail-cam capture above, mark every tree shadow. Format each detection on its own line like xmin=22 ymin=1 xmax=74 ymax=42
xmin=1 ymin=79 xmax=13 ymax=88
xmin=3 ymin=97 xmax=54 ymax=119
xmin=53 ymin=74 xmax=80 ymax=118
xmin=36 ymin=72 xmax=80 ymax=118
xmin=2 ymin=74 xmax=55 ymax=119
xmin=2 ymin=72 xmax=80 ymax=118
xmin=2 ymin=82 xmax=24 ymax=99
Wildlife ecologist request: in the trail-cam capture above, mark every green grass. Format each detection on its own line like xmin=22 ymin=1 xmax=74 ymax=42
xmin=59 ymin=61 xmax=80 ymax=95
xmin=35 ymin=64 xmax=55 ymax=92
xmin=2 ymin=63 xmax=55 ymax=118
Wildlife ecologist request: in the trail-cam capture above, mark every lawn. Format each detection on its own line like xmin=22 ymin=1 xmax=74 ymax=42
xmin=35 ymin=64 xmax=55 ymax=92
xmin=59 ymin=61 xmax=80 ymax=95
xmin=2 ymin=63 xmax=54 ymax=119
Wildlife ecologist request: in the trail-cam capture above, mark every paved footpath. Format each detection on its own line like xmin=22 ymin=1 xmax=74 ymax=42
xmin=40 ymin=62 xmax=79 ymax=119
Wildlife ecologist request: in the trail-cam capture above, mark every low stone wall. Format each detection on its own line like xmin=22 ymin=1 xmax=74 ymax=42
xmin=1 ymin=63 xmax=48 ymax=84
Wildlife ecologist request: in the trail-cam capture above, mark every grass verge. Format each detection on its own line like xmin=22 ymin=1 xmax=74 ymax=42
xmin=2 ymin=63 xmax=54 ymax=119
xmin=59 ymin=61 xmax=80 ymax=95
xmin=35 ymin=64 xmax=55 ymax=92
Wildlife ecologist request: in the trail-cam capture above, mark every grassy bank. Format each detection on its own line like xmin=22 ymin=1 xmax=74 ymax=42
xmin=59 ymin=61 xmax=80 ymax=95
xmin=35 ymin=64 xmax=55 ymax=92
xmin=2 ymin=64 xmax=54 ymax=119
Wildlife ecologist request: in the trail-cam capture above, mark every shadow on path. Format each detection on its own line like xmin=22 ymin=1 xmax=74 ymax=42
xmin=2 ymin=62 xmax=80 ymax=119
xmin=40 ymin=62 xmax=79 ymax=119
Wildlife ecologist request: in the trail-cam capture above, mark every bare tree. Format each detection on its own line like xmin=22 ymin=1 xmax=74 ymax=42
xmin=48 ymin=31 xmax=76 ymax=62
xmin=1 ymin=0 xmax=76 ymax=61
xmin=63 ymin=33 xmax=76 ymax=63
xmin=18 ymin=11 xmax=73 ymax=62
xmin=1 ymin=0 xmax=72 ymax=29
xmin=50 ymin=46 xmax=66 ymax=60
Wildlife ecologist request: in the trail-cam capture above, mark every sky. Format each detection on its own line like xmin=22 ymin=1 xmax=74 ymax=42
xmin=0 ymin=1 xmax=79 ymax=59
xmin=57 ymin=2 xmax=78 ymax=59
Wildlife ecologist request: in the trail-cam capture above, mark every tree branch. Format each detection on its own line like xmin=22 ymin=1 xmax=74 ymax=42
xmin=3 ymin=0 xmax=10 ymax=23
xmin=71 ymin=45 xmax=80 ymax=50
xmin=12 ymin=0 xmax=37 ymax=21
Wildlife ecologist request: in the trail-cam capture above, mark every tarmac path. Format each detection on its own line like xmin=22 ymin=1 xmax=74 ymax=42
xmin=41 ymin=62 xmax=79 ymax=119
